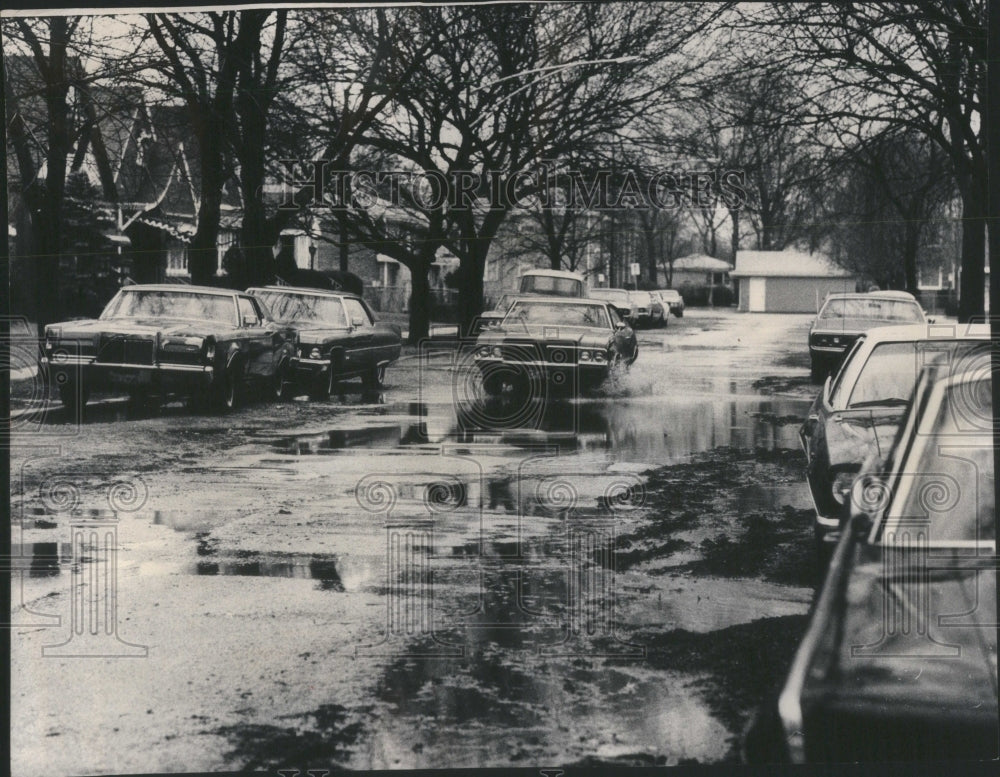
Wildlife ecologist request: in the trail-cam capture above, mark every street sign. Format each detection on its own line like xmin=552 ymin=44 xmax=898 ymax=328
xmin=630 ymin=262 xmax=640 ymax=277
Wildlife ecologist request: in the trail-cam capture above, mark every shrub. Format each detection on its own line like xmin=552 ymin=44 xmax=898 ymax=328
xmin=677 ymin=282 xmax=735 ymax=307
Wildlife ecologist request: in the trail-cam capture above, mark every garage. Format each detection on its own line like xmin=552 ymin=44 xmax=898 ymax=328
xmin=732 ymin=250 xmax=856 ymax=313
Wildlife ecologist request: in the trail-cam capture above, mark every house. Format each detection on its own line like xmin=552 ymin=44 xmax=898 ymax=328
xmin=664 ymin=254 xmax=733 ymax=288
xmin=731 ymin=250 xmax=856 ymax=313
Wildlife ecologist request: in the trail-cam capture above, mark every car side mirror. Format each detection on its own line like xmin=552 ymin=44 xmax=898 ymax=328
xmin=614 ymin=320 xmax=626 ymax=329
xmin=822 ymin=374 xmax=832 ymax=403
xmin=241 ymin=316 xmax=258 ymax=328
xmin=350 ymin=316 xmax=365 ymax=328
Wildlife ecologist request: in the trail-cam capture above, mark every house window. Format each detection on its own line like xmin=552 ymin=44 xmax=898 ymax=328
xmin=166 ymin=245 xmax=188 ymax=277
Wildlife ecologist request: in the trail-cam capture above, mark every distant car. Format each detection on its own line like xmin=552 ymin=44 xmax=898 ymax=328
xmin=799 ymin=323 xmax=990 ymax=561
xmin=747 ymin=363 xmax=997 ymax=764
xmin=588 ymin=288 xmax=636 ymax=324
xmin=656 ymin=289 xmax=685 ymax=317
xmin=628 ymin=290 xmax=665 ymax=328
xmin=807 ymin=292 xmax=926 ymax=382
xmin=518 ymin=269 xmax=587 ymax=298
xmin=473 ymin=296 xmax=638 ymax=396
xmin=248 ymin=286 xmax=401 ymax=399
xmin=40 ymin=284 xmax=295 ymax=415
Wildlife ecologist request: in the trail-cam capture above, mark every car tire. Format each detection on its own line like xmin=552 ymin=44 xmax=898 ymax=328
xmin=309 ymin=364 xmax=334 ymax=401
xmin=215 ymin=362 xmax=244 ymax=412
xmin=675 ymin=309 xmax=683 ymax=318
xmin=127 ymin=388 xmax=159 ymax=416
xmin=59 ymin=381 xmax=88 ymax=420
xmin=272 ymin=360 xmax=293 ymax=402
xmin=362 ymin=363 xmax=386 ymax=392
xmin=482 ymin=373 xmax=504 ymax=397
xmin=810 ymin=356 xmax=825 ymax=384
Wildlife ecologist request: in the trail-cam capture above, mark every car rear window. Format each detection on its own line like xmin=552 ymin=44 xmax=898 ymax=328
xmin=818 ymin=297 xmax=924 ymax=322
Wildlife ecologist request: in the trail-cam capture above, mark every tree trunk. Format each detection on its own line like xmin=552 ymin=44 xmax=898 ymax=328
xmin=730 ymin=207 xmax=740 ymax=265
xmin=189 ymin=128 xmax=226 ymax=286
xmin=407 ymin=258 xmax=432 ymax=344
xmin=339 ymin=214 xmax=350 ymax=273
xmin=957 ymin=177 xmax=987 ymax=323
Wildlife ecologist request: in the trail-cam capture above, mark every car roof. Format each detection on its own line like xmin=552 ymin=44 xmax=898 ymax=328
xmin=118 ymin=284 xmax=240 ymax=296
xmin=861 ymin=323 xmax=992 ymax=343
xmin=508 ymin=295 xmax=610 ymax=305
xmin=247 ymin=285 xmax=360 ymax=300
xmin=521 ymin=269 xmax=585 ymax=280
xmin=822 ymin=291 xmax=918 ymax=302
xmin=589 ymin=287 xmax=631 ymax=294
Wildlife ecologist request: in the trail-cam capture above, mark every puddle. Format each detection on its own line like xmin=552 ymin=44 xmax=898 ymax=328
xmin=192 ymin=553 xmax=346 ymax=591
xmin=7 ymin=543 xmax=73 ymax=576
xmin=270 ymin=396 xmax=811 ymax=465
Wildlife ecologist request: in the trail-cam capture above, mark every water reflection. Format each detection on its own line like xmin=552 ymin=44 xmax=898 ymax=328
xmin=269 ymin=395 xmax=809 ymax=464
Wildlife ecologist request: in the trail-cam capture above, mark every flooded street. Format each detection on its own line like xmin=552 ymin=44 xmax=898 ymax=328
xmin=10 ymin=309 xmax=821 ymax=773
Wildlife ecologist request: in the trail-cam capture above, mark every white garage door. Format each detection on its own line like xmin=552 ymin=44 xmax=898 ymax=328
xmin=748 ymin=278 xmax=766 ymax=312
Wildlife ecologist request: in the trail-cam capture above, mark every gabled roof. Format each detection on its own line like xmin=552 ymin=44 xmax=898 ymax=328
xmin=672 ymin=254 xmax=733 ymax=272
xmin=731 ymin=250 xmax=852 ymax=279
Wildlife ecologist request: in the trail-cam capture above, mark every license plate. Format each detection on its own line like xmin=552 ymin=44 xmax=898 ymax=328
xmin=108 ymin=370 xmax=150 ymax=386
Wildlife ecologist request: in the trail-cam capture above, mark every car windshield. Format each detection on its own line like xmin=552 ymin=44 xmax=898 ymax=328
xmin=632 ymin=292 xmax=653 ymax=305
xmin=505 ymin=301 xmax=610 ymax=328
xmin=519 ymin=275 xmax=583 ymax=296
xmin=660 ymin=291 xmax=680 ymax=300
xmin=101 ymin=290 xmax=237 ymax=325
xmin=818 ymin=297 xmax=924 ymax=322
xmin=253 ymin=291 xmax=347 ymax=327
xmin=590 ymin=289 xmax=630 ymax=305
xmin=847 ymin=341 xmax=987 ymax=408
xmin=889 ymin=379 xmax=994 ymax=544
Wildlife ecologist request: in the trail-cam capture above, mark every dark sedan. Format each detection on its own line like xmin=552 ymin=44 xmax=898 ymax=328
xmin=473 ymin=296 xmax=637 ymax=396
xmin=40 ymin=284 xmax=295 ymax=415
xmin=588 ymin=288 xmax=636 ymax=324
xmin=747 ymin=363 xmax=997 ymax=763
xmin=808 ymin=292 xmax=926 ymax=382
xmin=799 ymin=323 xmax=990 ymax=561
xmin=628 ymin=290 xmax=666 ymax=328
xmin=247 ymin=286 xmax=401 ymax=399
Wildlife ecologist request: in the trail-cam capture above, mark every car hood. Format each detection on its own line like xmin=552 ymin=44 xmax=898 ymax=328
xmin=823 ymin=406 xmax=906 ymax=468
xmin=295 ymin=326 xmax=353 ymax=343
xmin=811 ymin=318 xmax=914 ymax=336
xmin=807 ymin=549 xmax=997 ymax=716
xmin=47 ymin=318 xmax=231 ymax=339
xmin=486 ymin=325 xmax=611 ymax=346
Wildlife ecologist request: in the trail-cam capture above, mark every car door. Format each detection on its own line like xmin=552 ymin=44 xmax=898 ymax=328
xmin=341 ymin=297 xmax=375 ymax=375
xmin=237 ymin=295 xmax=272 ymax=379
xmin=361 ymin=299 xmax=400 ymax=365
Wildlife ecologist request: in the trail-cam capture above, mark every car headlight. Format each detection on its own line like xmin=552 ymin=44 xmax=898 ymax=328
xmin=309 ymin=347 xmax=322 ymax=360
xmin=579 ymin=351 xmax=591 ymax=362
xmin=476 ymin=345 xmax=492 ymax=358
xmin=491 ymin=345 xmax=503 ymax=358
xmin=831 ymin=471 xmax=856 ymax=505
xmin=203 ymin=339 xmax=216 ymax=361
xmin=593 ymin=350 xmax=608 ymax=363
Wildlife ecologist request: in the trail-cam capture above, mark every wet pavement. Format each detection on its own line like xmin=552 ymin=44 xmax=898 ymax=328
xmin=10 ymin=308 xmax=821 ymax=773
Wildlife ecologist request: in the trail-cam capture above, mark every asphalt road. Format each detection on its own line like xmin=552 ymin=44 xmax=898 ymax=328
xmin=9 ymin=308 xmax=822 ymax=773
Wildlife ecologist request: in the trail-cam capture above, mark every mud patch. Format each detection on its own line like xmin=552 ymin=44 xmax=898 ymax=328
xmin=615 ymin=614 xmax=809 ymax=753
xmin=751 ymin=374 xmax=817 ymax=397
xmin=683 ymin=507 xmax=817 ymax=587
xmin=614 ymin=446 xmax=808 ymax=574
xmin=213 ymin=703 xmax=367 ymax=771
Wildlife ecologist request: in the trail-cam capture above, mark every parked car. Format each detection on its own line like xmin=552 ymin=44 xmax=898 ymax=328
xmin=628 ymin=290 xmax=665 ymax=328
xmin=656 ymin=289 xmax=685 ymax=317
xmin=747 ymin=363 xmax=997 ymax=763
xmin=587 ymin=288 xmax=636 ymax=324
xmin=799 ymin=323 xmax=989 ymax=562
xmin=473 ymin=296 xmax=638 ymax=396
xmin=807 ymin=291 xmax=927 ymax=382
xmin=248 ymin=286 xmax=401 ymax=399
xmin=518 ymin=269 xmax=587 ymax=298
xmin=40 ymin=284 xmax=295 ymax=415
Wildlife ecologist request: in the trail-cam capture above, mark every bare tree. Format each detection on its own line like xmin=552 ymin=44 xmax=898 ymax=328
xmin=740 ymin=2 xmax=987 ymax=320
